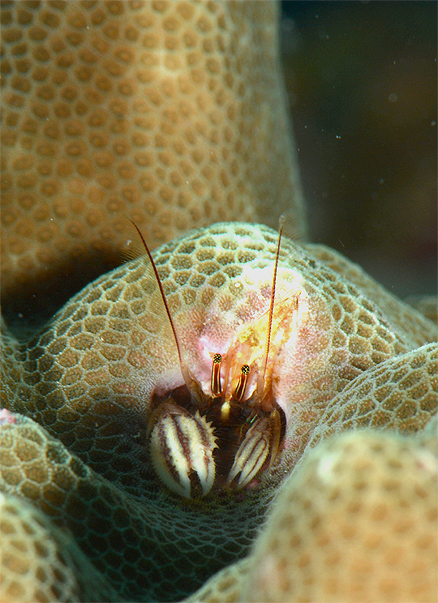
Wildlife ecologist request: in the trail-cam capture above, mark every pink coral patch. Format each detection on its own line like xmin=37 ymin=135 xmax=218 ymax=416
xmin=0 ymin=408 xmax=17 ymax=425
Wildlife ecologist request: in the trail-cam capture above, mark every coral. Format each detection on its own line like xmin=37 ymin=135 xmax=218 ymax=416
xmin=0 ymin=490 xmax=120 ymax=603
xmin=1 ymin=0 xmax=305 ymax=305
xmin=1 ymin=224 xmax=437 ymax=601
xmin=0 ymin=412 xmax=270 ymax=601
xmin=242 ymin=427 xmax=438 ymax=603
xmin=1 ymin=2 xmax=436 ymax=602
xmin=184 ymin=419 xmax=438 ymax=603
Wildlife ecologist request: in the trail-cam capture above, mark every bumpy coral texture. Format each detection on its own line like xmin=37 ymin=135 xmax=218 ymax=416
xmin=307 ymin=343 xmax=438 ymax=447
xmin=183 ymin=558 xmax=250 ymax=603
xmin=2 ymin=224 xmax=435 ymax=490
xmin=242 ymin=428 xmax=438 ymax=603
xmin=1 ymin=2 xmax=437 ymax=603
xmin=1 ymin=0 xmax=305 ymax=298
xmin=0 ymin=413 xmax=269 ymax=602
xmin=0 ymin=492 xmax=121 ymax=603
xmin=0 ymin=491 xmax=82 ymax=603
xmin=1 ymin=223 xmax=437 ymax=602
xmin=185 ymin=417 xmax=438 ymax=603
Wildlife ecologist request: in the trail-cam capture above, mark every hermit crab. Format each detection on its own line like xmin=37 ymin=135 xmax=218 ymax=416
xmin=132 ymin=221 xmax=301 ymax=499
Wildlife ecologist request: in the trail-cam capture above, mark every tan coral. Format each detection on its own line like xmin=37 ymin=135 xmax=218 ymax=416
xmin=1 ymin=223 xmax=437 ymax=601
xmin=306 ymin=342 xmax=438 ymax=447
xmin=1 ymin=1 xmax=437 ymax=602
xmin=1 ymin=0 xmax=305 ymax=306
xmin=0 ymin=491 xmax=121 ymax=603
xmin=0 ymin=412 xmax=271 ymax=601
xmin=306 ymin=244 xmax=436 ymax=348
xmin=183 ymin=558 xmax=250 ymax=603
xmin=183 ymin=360 xmax=438 ymax=603
xmin=242 ymin=428 xmax=438 ymax=603
xmin=2 ymin=224 xmax=435 ymax=495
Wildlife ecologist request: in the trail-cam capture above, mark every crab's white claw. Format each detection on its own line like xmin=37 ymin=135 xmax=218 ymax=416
xmin=150 ymin=404 xmax=218 ymax=498
xmin=227 ymin=410 xmax=281 ymax=489
xmin=227 ymin=418 xmax=270 ymax=489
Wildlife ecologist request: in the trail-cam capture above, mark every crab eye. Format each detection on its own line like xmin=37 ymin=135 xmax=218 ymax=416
xmin=233 ymin=364 xmax=250 ymax=402
xmin=211 ymin=353 xmax=223 ymax=397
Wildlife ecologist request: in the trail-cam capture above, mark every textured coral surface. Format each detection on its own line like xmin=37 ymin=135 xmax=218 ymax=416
xmin=1 ymin=2 xmax=437 ymax=603
xmin=187 ymin=422 xmax=438 ymax=603
xmin=1 ymin=223 xmax=437 ymax=602
xmin=1 ymin=0 xmax=304 ymax=322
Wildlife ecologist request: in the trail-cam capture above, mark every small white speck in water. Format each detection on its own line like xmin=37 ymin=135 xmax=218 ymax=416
xmin=388 ymin=93 xmax=398 ymax=102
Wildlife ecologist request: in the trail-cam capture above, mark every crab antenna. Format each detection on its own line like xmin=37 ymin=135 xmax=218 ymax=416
xmin=129 ymin=219 xmax=184 ymax=368
xmin=257 ymin=215 xmax=285 ymax=396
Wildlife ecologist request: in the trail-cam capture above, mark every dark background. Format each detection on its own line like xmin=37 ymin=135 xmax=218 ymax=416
xmin=281 ymin=1 xmax=437 ymax=299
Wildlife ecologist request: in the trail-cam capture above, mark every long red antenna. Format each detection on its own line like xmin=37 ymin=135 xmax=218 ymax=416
xmin=257 ymin=216 xmax=285 ymax=396
xmin=129 ymin=220 xmax=184 ymax=367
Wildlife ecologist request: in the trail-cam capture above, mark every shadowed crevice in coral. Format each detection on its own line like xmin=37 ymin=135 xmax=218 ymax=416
xmin=2 ymin=249 xmax=122 ymax=339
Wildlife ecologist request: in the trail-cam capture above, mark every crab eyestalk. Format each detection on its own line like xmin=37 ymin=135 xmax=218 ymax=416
xmin=233 ymin=364 xmax=250 ymax=402
xmin=211 ymin=353 xmax=223 ymax=397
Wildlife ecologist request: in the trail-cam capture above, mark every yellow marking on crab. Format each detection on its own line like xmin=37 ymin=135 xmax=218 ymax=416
xmin=225 ymin=291 xmax=304 ymax=404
